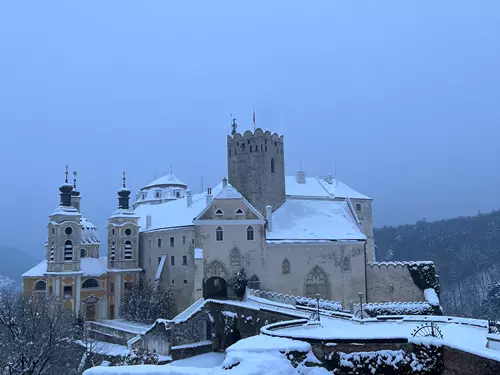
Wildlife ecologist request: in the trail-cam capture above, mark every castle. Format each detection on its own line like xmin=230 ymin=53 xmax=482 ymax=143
xmin=22 ymin=125 xmax=429 ymax=320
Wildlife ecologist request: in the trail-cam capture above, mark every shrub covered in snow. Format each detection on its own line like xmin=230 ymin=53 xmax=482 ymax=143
xmin=120 ymin=283 xmax=177 ymax=323
xmin=324 ymin=344 xmax=443 ymax=374
xmin=408 ymin=262 xmax=440 ymax=297
xmin=228 ymin=268 xmax=248 ymax=299
xmin=362 ymin=302 xmax=440 ymax=317
xmin=295 ymin=296 xmax=343 ymax=312
xmin=114 ymin=347 xmax=159 ymax=366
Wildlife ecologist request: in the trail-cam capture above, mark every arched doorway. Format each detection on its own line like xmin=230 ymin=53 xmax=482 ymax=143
xmin=204 ymin=277 xmax=227 ymax=300
xmin=83 ymin=295 xmax=99 ymax=321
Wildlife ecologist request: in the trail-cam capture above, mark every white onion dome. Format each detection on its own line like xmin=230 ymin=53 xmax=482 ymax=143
xmin=80 ymin=216 xmax=100 ymax=244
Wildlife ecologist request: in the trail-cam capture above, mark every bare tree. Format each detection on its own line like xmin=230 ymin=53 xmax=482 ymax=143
xmin=0 ymin=290 xmax=79 ymax=375
xmin=75 ymin=315 xmax=111 ymax=374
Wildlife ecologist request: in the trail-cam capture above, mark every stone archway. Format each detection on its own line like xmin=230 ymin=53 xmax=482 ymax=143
xmin=305 ymin=266 xmax=328 ymax=299
xmin=204 ymin=277 xmax=227 ymax=300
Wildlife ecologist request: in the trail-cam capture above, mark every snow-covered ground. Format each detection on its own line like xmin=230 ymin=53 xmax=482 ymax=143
xmin=76 ymin=339 xmax=130 ymax=357
xmin=167 ymin=353 xmax=225 ymax=368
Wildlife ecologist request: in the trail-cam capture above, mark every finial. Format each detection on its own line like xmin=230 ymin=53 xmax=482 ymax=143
xmin=73 ymin=171 xmax=77 ymax=189
xmin=65 ymin=165 xmax=69 ymax=183
xmin=122 ymin=172 xmax=126 ymax=188
xmin=170 ymin=165 xmax=173 ymax=174
xmin=253 ymin=109 xmax=256 ymax=131
xmin=231 ymin=118 xmax=237 ymax=136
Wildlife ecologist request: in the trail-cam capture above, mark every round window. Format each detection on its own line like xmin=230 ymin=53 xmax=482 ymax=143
xmin=65 ymin=227 xmax=73 ymax=235
xmin=125 ymin=228 xmax=132 ymax=236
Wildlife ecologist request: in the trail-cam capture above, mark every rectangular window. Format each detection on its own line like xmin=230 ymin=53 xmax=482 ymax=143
xmin=157 ymin=238 xmax=162 ymax=248
xmin=182 ymin=236 xmax=186 ymax=245
xmin=192 ymin=238 xmax=195 ymax=245
xmin=183 ymin=255 xmax=187 ymax=265
xmin=110 ymin=282 xmax=114 ymax=294
xmin=171 ymin=255 xmax=175 ymax=266
xmin=171 ymin=279 xmax=175 ymax=285
xmin=149 ymin=257 xmax=151 ymax=266
xmin=183 ymin=280 xmax=188 ymax=285
xmin=170 ymin=237 xmax=175 ymax=247
xmin=63 ymin=286 xmax=72 ymax=299
xmin=356 ymin=203 xmax=362 ymax=211
xmin=158 ymin=257 xmax=161 ymax=265
xmin=148 ymin=239 xmax=151 ymax=248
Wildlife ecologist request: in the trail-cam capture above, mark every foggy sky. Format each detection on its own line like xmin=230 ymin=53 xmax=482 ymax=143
xmin=1 ymin=1 xmax=500 ymax=253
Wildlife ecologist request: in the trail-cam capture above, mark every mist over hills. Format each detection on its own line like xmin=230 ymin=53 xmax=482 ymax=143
xmin=374 ymin=209 xmax=500 ymax=317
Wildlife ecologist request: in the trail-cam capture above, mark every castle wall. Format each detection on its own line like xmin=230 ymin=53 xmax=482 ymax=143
xmin=366 ymin=263 xmax=424 ymax=303
xmin=265 ymin=242 xmax=366 ymax=307
xmin=139 ymin=227 xmax=196 ymax=311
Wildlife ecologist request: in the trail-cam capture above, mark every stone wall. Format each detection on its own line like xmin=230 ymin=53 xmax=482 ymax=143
xmin=366 ymin=262 xmax=425 ymax=303
xmin=442 ymin=346 xmax=500 ymax=374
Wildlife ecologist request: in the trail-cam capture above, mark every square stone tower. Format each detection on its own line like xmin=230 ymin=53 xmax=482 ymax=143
xmin=227 ymin=128 xmax=285 ymax=214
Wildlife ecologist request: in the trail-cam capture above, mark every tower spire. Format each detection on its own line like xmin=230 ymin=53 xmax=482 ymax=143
xmin=170 ymin=165 xmax=173 ymax=174
xmin=122 ymin=172 xmax=126 ymax=188
xmin=65 ymin=165 xmax=69 ymax=184
xmin=73 ymin=171 xmax=77 ymax=189
xmin=118 ymin=172 xmax=131 ymax=210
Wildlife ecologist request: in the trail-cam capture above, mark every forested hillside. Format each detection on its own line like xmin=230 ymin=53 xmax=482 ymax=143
xmin=374 ymin=210 xmax=500 ymax=318
xmin=0 ymin=246 xmax=38 ymax=290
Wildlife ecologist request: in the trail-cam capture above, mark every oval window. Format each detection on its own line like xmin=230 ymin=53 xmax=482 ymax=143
xmin=65 ymin=227 xmax=73 ymax=235
xmin=125 ymin=228 xmax=132 ymax=236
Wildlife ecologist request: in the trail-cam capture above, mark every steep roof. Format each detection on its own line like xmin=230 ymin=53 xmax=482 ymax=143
xmin=142 ymin=173 xmax=187 ymax=189
xmin=22 ymin=257 xmax=108 ymax=278
xmin=134 ymin=183 xmax=224 ymax=232
xmin=267 ymin=199 xmax=366 ymax=242
xmin=285 ymin=176 xmax=371 ymax=200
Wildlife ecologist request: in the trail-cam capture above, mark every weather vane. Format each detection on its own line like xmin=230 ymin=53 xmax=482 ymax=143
xmin=73 ymin=171 xmax=77 ymax=189
xmin=122 ymin=172 xmax=126 ymax=188
xmin=231 ymin=118 xmax=238 ymax=136
xmin=65 ymin=165 xmax=69 ymax=183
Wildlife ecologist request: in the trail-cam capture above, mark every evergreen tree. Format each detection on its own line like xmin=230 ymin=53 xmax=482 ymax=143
xmin=229 ymin=268 xmax=248 ymax=298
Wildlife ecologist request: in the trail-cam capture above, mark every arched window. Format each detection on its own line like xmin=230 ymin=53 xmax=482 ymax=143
xmin=82 ymin=279 xmax=99 ymax=289
xmin=246 ymin=226 xmax=254 ymax=241
xmin=34 ymin=280 xmax=46 ymax=291
xmin=124 ymin=241 xmax=132 ymax=260
xmin=248 ymin=275 xmax=260 ymax=290
xmin=305 ymin=266 xmax=327 ymax=299
xmin=271 ymin=158 xmax=275 ymax=173
xmin=64 ymin=240 xmax=73 ymax=261
xmin=80 ymin=248 xmax=87 ymax=258
xmin=282 ymin=258 xmax=290 ymax=274
xmin=229 ymin=247 xmax=241 ymax=266
xmin=110 ymin=241 xmax=115 ymax=260
xmin=215 ymin=226 xmax=224 ymax=242
xmin=343 ymin=257 xmax=350 ymax=272
xmin=49 ymin=243 xmax=54 ymax=261
xmin=206 ymin=260 xmax=227 ymax=279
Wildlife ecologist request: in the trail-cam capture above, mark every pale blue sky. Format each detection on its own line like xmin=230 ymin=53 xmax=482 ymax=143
xmin=1 ymin=1 xmax=499 ymax=252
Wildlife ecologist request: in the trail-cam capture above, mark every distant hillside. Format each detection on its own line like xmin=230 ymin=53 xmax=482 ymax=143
xmin=374 ymin=210 xmax=500 ymax=317
xmin=0 ymin=246 xmax=39 ymax=288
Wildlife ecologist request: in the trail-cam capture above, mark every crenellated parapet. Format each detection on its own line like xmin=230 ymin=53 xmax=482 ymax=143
xmin=227 ymin=128 xmax=284 ymax=143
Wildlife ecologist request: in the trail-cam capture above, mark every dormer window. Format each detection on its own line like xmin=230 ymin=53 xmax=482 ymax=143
xmin=155 ymin=190 xmax=162 ymax=199
xmin=215 ymin=208 xmax=224 ymax=216
xmin=175 ymin=191 xmax=180 ymax=198
xmin=235 ymin=208 xmax=244 ymax=216
xmin=142 ymin=192 xmax=147 ymax=200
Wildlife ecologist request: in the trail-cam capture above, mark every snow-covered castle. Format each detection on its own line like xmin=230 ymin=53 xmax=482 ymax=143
xmin=22 ymin=126 xmax=431 ymax=320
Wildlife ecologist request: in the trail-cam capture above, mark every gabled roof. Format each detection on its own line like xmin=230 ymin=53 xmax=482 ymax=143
xmin=285 ymin=176 xmax=371 ymax=200
xmin=194 ymin=184 xmax=265 ymax=222
xmin=142 ymin=173 xmax=187 ymax=189
xmin=266 ymin=199 xmax=366 ymax=242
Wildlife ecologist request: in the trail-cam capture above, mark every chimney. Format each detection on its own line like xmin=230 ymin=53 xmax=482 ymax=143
xmin=296 ymin=170 xmax=306 ymax=184
xmin=186 ymin=190 xmax=192 ymax=207
xmin=206 ymin=188 xmax=213 ymax=206
xmin=222 ymin=177 xmax=228 ymax=188
xmin=266 ymin=205 xmax=273 ymax=232
xmin=146 ymin=214 xmax=152 ymax=229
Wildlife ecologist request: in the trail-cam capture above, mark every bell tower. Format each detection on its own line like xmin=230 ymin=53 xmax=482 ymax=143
xmin=227 ymin=122 xmax=285 ymax=214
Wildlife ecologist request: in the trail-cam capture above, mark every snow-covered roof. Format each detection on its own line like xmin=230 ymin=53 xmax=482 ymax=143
xmin=285 ymin=176 xmax=371 ymax=200
xmin=22 ymin=257 xmax=108 ymax=278
xmin=134 ymin=183 xmax=224 ymax=232
xmin=81 ymin=216 xmax=100 ymax=244
xmin=213 ymin=184 xmax=242 ymax=200
xmin=142 ymin=173 xmax=187 ymax=189
xmin=267 ymin=199 xmax=366 ymax=241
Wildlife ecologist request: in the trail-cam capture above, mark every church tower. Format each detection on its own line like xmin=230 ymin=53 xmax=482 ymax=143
xmin=46 ymin=167 xmax=82 ymax=274
xmin=227 ymin=122 xmax=285 ymax=214
xmin=107 ymin=173 xmax=141 ymax=318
